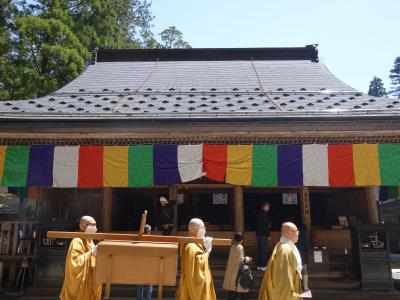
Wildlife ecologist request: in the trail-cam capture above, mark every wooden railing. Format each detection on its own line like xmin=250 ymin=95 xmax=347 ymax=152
xmin=0 ymin=221 xmax=39 ymax=282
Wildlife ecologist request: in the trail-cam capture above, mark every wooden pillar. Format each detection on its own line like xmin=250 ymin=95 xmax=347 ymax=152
xmin=234 ymin=186 xmax=244 ymax=232
xmin=300 ymin=187 xmax=312 ymax=240
xmin=37 ymin=187 xmax=48 ymax=222
xmin=101 ymin=188 xmax=113 ymax=232
xmin=169 ymin=185 xmax=178 ymax=234
xmin=27 ymin=187 xmax=39 ymax=220
xmin=366 ymin=187 xmax=379 ymax=224
xmin=192 ymin=193 xmax=200 ymax=216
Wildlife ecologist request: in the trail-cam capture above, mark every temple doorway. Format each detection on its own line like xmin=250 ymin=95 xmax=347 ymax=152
xmin=177 ymin=188 xmax=235 ymax=231
xmin=244 ymin=190 xmax=302 ymax=231
xmin=111 ymin=188 xmax=168 ymax=231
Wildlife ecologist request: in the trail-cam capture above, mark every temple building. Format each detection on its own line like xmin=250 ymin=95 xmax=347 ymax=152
xmin=0 ymin=45 xmax=399 ymax=297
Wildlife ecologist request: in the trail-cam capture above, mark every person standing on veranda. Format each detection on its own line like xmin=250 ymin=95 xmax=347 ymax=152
xmin=256 ymin=201 xmax=271 ymax=271
xmin=157 ymin=196 xmax=175 ymax=236
xmin=258 ymin=222 xmax=303 ymax=300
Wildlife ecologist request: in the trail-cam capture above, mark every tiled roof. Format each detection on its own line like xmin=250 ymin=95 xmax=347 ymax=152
xmin=0 ymin=47 xmax=398 ymax=119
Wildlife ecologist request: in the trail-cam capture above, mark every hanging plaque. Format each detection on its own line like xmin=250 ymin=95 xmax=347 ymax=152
xmin=213 ymin=193 xmax=228 ymax=205
xmin=177 ymin=193 xmax=184 ymax=205
xmin=282 ymin=193 xmax=298 ymax=205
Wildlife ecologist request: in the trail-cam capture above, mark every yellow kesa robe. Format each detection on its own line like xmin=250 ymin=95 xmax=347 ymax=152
xmin=258 ymin=242 xmax=302 ymax=300
xmin=60 ymin=238 xmax=102 ymax=300
xmin=176 ymin=243 xmax=217 ymax=300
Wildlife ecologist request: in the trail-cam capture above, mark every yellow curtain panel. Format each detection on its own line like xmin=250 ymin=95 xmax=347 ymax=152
xmin=226 ymin=145 xmax=253 ymax=185
xmin=353 ymin=144 xmax=381 ymax=186
xmin=103 ymin=146 xmax=129 ymax=187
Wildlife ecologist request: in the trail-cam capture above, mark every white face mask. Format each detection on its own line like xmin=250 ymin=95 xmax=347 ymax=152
xmin=85 ymin=225 xmax=97 ymax=233
xmin=197 ymin=228 xmax=206 ymax=238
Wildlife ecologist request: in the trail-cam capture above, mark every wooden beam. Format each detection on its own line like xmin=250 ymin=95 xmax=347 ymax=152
xmin=366 ymin=187 xmax=379 ymax=224
xmin=175 ymin=183 xmax=233 ymax=189
xmin=234 ymin=186 xmax=244 ymax=232
xmin=47 ymin=231 xmax=231 ymax=246
xmin=101 ymin=188 xmax=113 ymax=232
xmin=300 ymin=187 xmax=312 ymax=240
xmin=3 ymin=129 xmax=400 ymax=145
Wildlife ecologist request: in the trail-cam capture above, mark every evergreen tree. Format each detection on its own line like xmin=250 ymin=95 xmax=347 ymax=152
xmin=68 ymin=0 xmax=154 ymax=49
xmin=159 ymin=26 xmax=191 ymax=49
xmin=0 ymin=1 xmax=22 ymax=100
xmin=10 ymin=0 xmax=89 ymax=98
xmin=368 ymin=76 xmax=387 ymax=97
xmin=389 ymin=57 xmax=400 ymax=98
xmin=0 ymin=1 xmax=191 ymax=100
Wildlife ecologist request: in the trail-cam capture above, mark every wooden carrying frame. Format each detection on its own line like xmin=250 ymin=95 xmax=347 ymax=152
xmin=48 ymin=211 xmax=231 ymax=299
xmin=96 ymin=240 xmax=177 ymax=300
xmin=96 ymin=211 xmax=177 ymax=300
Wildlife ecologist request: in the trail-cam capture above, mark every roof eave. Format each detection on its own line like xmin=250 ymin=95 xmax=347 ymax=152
xmin=1 ymin=110 xmax=400 ymax=123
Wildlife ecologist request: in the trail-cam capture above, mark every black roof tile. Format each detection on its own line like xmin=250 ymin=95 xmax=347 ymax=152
xmin=0 ymin=46 xmax=398 ymax=118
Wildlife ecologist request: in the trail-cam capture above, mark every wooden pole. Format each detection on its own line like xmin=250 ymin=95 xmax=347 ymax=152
xmin=139 ymin=211 xmax=148 ymax=235
xmin=104 ymin=254 xmax=113 ymax=299
xmin=300 ymin=187 xmax=312 ymax=241
xmin=47 ymin=231 xmax=231 ymax=246
xmin=366 ymin=187 xmax=379 ymax=224
xmin=101 ymin=188 xmax=113 ymax=232
xmin=234 ymin=186 xmax=244 ymax=232
xmin=157 ymin=257 xmax=165 ymax=300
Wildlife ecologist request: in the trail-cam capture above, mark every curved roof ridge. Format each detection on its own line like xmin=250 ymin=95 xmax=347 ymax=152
xmin=51 ymin=60 xmax=96 ymax=95
xmin=318 ymin=57 xmax=357 ymax=92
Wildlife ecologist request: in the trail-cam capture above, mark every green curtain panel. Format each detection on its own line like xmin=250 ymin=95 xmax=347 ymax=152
xmin=252 ymin=144 xmax=278 ymax=186
xmin=128 ymin=145 xmax=154 ymax=187
xmin=1 ymin=146 xmax=30 ymax=187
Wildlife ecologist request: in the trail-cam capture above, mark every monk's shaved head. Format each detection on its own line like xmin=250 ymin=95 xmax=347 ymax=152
xmin=188 ymin=218 xmax=205 ymax=237
xmin=79 ymin=216 xmax=96 ymax=232
xmin=189 ymin=218 xmax=204 ymax=229
xmin=281 ymin=222 xmax=299 ymax=243
xmin=80 ymin=216 xmax=95 ymax=225
xmin=281 ymin=222 xmax=297 ymax=234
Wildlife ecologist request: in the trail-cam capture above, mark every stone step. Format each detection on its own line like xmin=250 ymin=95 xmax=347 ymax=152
xmin=25 ymin=255 xmax=357 ymax=298
xmin=22 ymin=286 xmax=400 ymax=300
xmin=25 ymin=277 xmax=361 ymax=298
xmin=25 ymin=265 xmax=352 ymax=297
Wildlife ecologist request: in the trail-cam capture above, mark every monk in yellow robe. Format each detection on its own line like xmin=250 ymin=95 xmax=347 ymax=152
xmin=60 ymin=216 xmax=102 ymax=300
xmin=177 ymin=218 xmax=217 ymax=300
xmin=258 ymin=222 xmax=303 ymax=300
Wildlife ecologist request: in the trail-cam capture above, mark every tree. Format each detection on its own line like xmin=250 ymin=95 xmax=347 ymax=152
xmin=389 ymin=57 xmax=400 ymax=98
xmin=0 ymin=1 xmax=191 ymax=101
xmin=6 ymin=0 xmax=89 ymax=99
xmin=0 ymin=0 xmax=155 ymax=100
xmin=368 ymin=76 xmax=387 ymax=97
xmin=68 ymin=0 xmax=154 ymax=49
xmin=159 ymin=26 xmax=191 ymax=49
xmin=0 ymin=0 xmax=22 ymax=100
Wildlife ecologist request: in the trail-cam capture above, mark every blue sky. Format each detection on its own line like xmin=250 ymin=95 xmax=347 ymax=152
xmin=151 ymin=0 xmax=399 ymax=93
